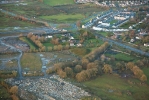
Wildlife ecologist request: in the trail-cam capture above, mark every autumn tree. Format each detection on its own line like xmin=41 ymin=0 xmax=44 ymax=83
xmin=127 ymin=62 xmax=147 ymax=82
xmin=129 ymin=30 xmax=135 ymax=39
xmin=76 ymin=68 xmax=98 ymax=82
xmin=74 ymin=65 xmax=82 ymax=73
xmin=9 ymin=86 xmax=18 ymax=95
xmin=46 ymin=67 xmax=54 ymax=74
xmin=11 ymin=94 xmax=19 ymax=100
xmin=140 ymin=74 xmax=147 ymax=82
xmin=87 ymin=62 xmax=98 ymax=69
xmin=135 ymin=60 xmax=144 ymax=68
xmin=76 ymin=70 xmax=87 ymax=82
xmin=57 ymin=69 xmax=67 ymax=78
xmin=126 ymin=62 xmax=135 ymax=70
xmin=54 ymin=63 xmax=65 ymax=72
xmin=27 ymin=32 xmax=33 ymax=38
xmin=102 ymin=64 xmax=112 ymax=74
xmin=132 ymin=66 xmax=143 ymax=78
xmin=53 ymin=45 xmax=58 ymax=51
xmin=51 ymin=37 xmax=59 ymax=45
xmin=65 ymin=44 xmax=70 ymax=50
xmin=64 ymin=67 xmax=74 ymax=77
xmin=57 ymin=45 xmax=63 ymax=51
xmin=81 ymin=58 xmax=89 ymax=69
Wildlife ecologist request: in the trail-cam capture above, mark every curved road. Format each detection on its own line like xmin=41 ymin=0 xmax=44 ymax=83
xmin=0 ymin=36 xmax=23 ymax=79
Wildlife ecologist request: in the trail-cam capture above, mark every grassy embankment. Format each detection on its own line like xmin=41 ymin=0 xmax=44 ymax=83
xmin=43 ymin=0 xmax=75 ymax=6
xmin=21 ymin=53 xmax=42 ymax=71
xmin=0 ymin=12 xmax=40 ymax=28
xmin=82 ymin=74 xmax=149 ymax=100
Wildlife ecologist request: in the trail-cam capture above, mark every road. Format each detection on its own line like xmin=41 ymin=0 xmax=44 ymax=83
xmin=94 ymin=33 xmax=149 ymax=57
xmin=0 ymin=36 xmax=23 ymax=79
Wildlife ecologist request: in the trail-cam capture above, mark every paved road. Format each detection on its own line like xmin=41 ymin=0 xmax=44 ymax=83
xmin=94 ymin=33 xmax=149 ymax=57
xmin=0 ymin=36 xmax=23 ymax=79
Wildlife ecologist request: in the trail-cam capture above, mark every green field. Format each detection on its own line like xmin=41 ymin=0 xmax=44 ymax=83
xmin=43 ymin=42 xmax=54 ymax=47
xmin=71 ymin=48 xmax=90 ymax=57
xmin=98 ymin=31 xmax=113 ymax=37
xmin=19 ymin=37 xmax=38 ymax=49
xmin=82 ymin=74 xmax=149 ymax=100
xmin=21 ymin=53 xmax=42 ymax=71
xmin=106 ymin=53 xmax=135 ymax=62
xmin=110 ymin=20 xmax=118 ymax=24
xmin=113 ymin=53 xmax=134 ymax=62
xmin=39 ymin=14 xmax=85 ymax=22
xmin=143 ymin=68 xmax=149 ymax=85
xmin=43 ymin=0 xmax=75 ymax=6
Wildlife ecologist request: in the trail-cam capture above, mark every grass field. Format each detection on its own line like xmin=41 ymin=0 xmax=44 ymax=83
xmin=19 ymin=37 xmax=38 ymax=49
xmin=82 ymin=74 xmax=149 ymax=100
xmin=21 ymin=53 xmax=42 ymax=71
xmin=113 ymin=53 xmax=134 ymax=62
xmin=43 ymin=0 xmax=75 ymax=6
xmin=71 ymin=48 xmax=90 ymax=57
xmin=98 ymin=31 xmax=113 ymax=37
xmin=39 ymin=14 xmax=84 ymax=22
xmin=143 ymin=68 xmax=149 ymax=85
xmin=106 ymin=53 xmax=135 ymax=62
xmin=110 ymin=20 xmax=118 ymax=24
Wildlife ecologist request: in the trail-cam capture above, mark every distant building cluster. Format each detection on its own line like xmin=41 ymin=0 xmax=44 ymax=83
xmin=76 ymin=0 xmax=96 ymax=3
xmin=82 ymin=9 xmax=135 ymax=31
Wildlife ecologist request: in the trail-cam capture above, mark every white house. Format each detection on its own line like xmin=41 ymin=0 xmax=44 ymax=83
xmin=101 ymin=23 xmax=110 ymax=26
xmin=144 ymin=43 xmax=149 ymax=47
xmin=46 ymin=35 xmax=53 ymax=38
xmin=114 ymin=16 xmax=126 ymax=20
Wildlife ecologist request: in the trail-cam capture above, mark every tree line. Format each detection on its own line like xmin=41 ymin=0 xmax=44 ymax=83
xmin=46 ymin=42 xmax=112 ymax=82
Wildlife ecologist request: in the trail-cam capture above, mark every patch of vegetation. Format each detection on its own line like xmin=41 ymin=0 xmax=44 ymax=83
xmin=39 ymin=14 xmax=84 ymax=22
xmin=110 ymin=20 xmax=118 ymax=24
xmin=106 ymin=53 xmax=134 ymax=62
xmin=19 ymin=37 xmax=38 ymax=49
xmin=43 ymin=0 xmax=75 ymax=6
xmin=0 ymin=83 xmax=11 ymax=100
xmin=85 ymin=38 xmax=104 ymax=46
xmin=71 ymin=48 xmax=90 ymax=56
xmin=0 ymin=12 xmax=40 ymax=28
xmin=98 ymin=31 xmax=113 ymax=37
xmin=82 ymin=74 xmax=149 ymax=100
xmin=21 ymin=53 xmax=42 ymax=71
xmin=143 ymin=68 xmax=149 ymax=85
xmin=43 ymin=42 xmax=54 ymax=47
xmin=120 ymin=21 xmax=136 ymax=29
